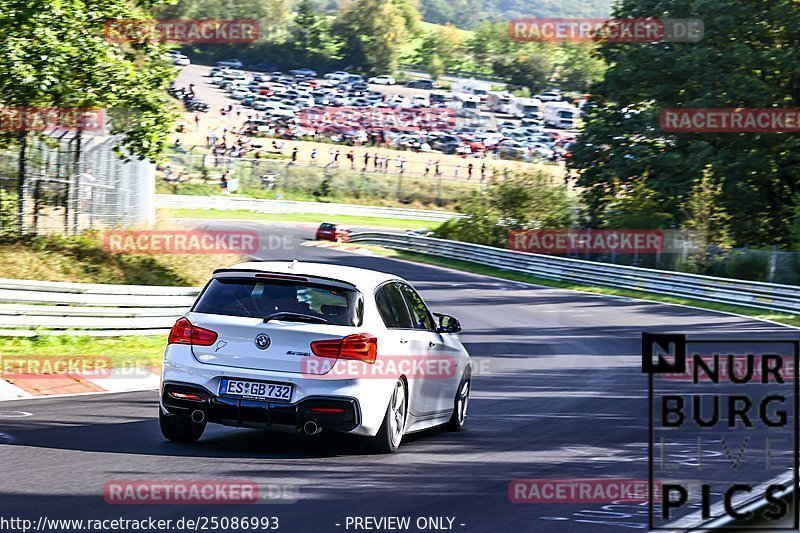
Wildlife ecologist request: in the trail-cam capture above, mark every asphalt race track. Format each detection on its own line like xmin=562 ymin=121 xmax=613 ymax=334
xmin=1 ymin=220 xmax=796 ymax=533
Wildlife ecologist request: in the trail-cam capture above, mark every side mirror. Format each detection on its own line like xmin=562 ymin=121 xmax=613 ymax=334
xmin=434 ymin=313 xmax=461 ymax=333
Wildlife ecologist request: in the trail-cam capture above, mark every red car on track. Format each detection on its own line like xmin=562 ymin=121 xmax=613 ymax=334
xmin=315 ymin=223 xmax=351 ymax=242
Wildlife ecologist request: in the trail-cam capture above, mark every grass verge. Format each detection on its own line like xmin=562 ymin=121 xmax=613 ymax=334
xmin=0 ymin=226 xmax=243 ymax=286
xmin=353 ymin=244 xmax=800 ymax=329
xmin=1 ymin=335 xmax=167 ymax=367
xmin=163 ymin=208 xmax=436 ymax=230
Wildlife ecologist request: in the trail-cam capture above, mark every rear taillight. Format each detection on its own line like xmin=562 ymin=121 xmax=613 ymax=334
xmin=169 ymin=391 xmax=204 ymax=402
xmin=167 ymin=317 xmax=218 ymax=346
xmin=310 ymin=333 xmax=377 ymax=364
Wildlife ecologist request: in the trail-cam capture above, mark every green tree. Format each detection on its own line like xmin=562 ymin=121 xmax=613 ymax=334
xmin=680 ymin=167 xmax=733 ymax=268
xmin=600 ymin=178 xmax=672 ymax=229
xmin=434 ymin=172 xmax=573 ymax=246
xmin=415 ymin=24 xmax=463 ymax=70
xmin=332 ymin=0 xmax=421 ymax=74
xmin=0 ymin=0 xmax=175 ymax=233
xmin=158 ymin=0 xmax=290 ymax=42
xmin=554 ymin=43 xmax=606 ymax=93
xmin=569 ymin=0 xmax=800 ymax=248
xmin=291 ymin=0 xmax=342 ymax=66
xmin=426 ymin=53 xmax=443 ymax=81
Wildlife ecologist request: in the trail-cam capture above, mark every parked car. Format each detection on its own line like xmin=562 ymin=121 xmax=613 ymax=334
xmin=166 ymin=50 xmax=191 ymax=66
xmin=368 ymin=75 xmax=396 ymax=85
xmin=216 ymin=59 xmax=243 ymax=69
xmin=534 ymin=90 xmax=562 ymax=102
xmin=406 ymin=79 xmax=436 ymax=90
xmin=289 ymin=68 xmax=317 ymax=77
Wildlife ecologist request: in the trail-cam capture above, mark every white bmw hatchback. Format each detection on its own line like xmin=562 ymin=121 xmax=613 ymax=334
xmin=159 ymin=261 xmax=472 ymax=453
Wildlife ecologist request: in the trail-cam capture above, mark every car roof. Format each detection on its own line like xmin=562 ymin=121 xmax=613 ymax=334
xmin=219 ymin=261 xmax=401 ymax=291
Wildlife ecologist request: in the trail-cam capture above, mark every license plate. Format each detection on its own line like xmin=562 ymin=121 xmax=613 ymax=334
xmin=219 ymin=379 xmax=292 ymax=402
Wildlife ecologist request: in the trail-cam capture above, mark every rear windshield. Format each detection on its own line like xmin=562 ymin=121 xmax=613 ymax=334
xmin=193 ymin=278 xmax=363 ymax=326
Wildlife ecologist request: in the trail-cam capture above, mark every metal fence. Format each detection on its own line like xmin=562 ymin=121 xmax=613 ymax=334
xmin=545 ymin=242 xmax=800 ymax=286
xmin=0 ymin=131 xmax=156 ymax=235
xmin=4 ymin=233 xmax=800 ymax=337
xmin=348 ymin=232 xmax=800 ymax=315
xmin=0 ymin=278 xmax=199 ymax=336
xmin=158 ymin=149 xmax=502 ymax=208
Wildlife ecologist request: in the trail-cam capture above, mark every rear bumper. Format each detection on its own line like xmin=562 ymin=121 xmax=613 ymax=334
xmin=161 ymin=381 xmax=360 ymax=432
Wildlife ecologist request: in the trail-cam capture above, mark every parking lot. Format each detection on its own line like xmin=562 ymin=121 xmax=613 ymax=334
xmin=172 ymin=63 xmax=579 ymax=166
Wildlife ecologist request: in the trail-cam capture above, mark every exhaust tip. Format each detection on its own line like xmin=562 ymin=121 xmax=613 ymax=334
xmin=191 ymin=410 xmax=205 ymax=424
xmin=303 ymin=420 xmax=322 ymax=436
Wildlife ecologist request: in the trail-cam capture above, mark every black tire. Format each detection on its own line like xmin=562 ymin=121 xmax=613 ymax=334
xmin=446 ymin=374 xmax=470 ymax=432
xmin=366 ymin=379 xmax=407 ymax=454
xmin=159 ymin=409 xmax=206 ymax=443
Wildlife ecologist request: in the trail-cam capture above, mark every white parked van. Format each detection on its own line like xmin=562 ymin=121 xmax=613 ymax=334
xmin=542 ymin=101 xmax=581 ymax=129
xmin=451 ymin=79 xmax=492 ymax=99
xmin=451 ymin=92 xmax=481 ymax=111
xmin=486 ymin=91 xmax=512 ymax=113
xmin=510 ymin=97 xmax=543 ymax=120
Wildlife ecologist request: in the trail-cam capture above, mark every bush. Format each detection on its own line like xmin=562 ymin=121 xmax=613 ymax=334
xmin=432 ymin=171 xmax=574 ymax=247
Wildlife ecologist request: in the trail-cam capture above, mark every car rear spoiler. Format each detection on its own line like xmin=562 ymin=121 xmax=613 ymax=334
xmin=211 ymin=268 xmax=358 ymax=290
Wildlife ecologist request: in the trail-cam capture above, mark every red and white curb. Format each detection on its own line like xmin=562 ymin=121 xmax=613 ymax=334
xmin=0 ymin=367 xmax=161 ymax=401
xmin=301 ymin=241 xmax=376 ymax=256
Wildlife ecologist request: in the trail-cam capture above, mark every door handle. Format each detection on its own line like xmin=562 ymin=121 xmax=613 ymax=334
xmin=400 ymin=338 xmax=408 ymax=344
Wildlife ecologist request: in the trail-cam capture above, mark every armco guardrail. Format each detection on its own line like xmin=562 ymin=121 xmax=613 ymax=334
xmin=349 ymin=232 xmax=800 ymax=315
xmin=0 ymin=279 xmax=200 ymax=336
xmin=6 ymin=232 xmax=799 ymax=336
xmin=156 ymin=194 xmax=462 ymax=223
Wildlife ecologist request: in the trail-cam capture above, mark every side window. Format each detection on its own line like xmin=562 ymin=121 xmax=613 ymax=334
xmin=397 ymin=283 xmax=435 ymax=331
xmin=375 ymin=284 xmax=413 ymax=329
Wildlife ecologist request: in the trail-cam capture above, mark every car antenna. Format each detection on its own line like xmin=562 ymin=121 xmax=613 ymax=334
xmin=289 ymin=259 xmax=299 ymax=270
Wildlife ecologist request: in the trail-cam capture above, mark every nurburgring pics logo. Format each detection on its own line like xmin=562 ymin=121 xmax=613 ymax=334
xmin=103 ymin=230 xmax=259 ymax=255
xmin=104 ymin=19 xmax=259 ymax=44
xmin=661 ymin=109 xmax=800 ymax=132
xmin=298 ymin=107 xmax=457 ymax=133
xmin=509 ymin=18 xmax=703 ymax=43
xmin=643 ymin=333 xmax=799 ymax=529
